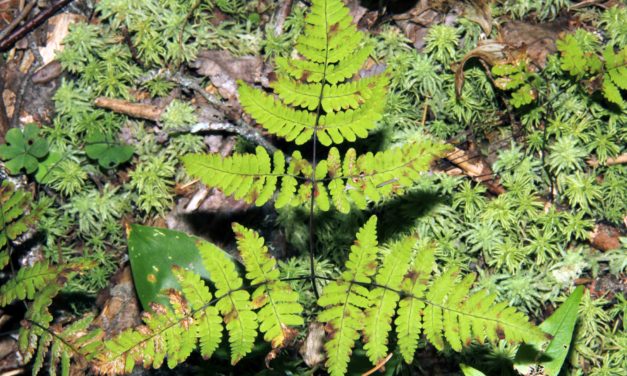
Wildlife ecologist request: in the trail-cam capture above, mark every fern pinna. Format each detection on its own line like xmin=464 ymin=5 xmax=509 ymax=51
xmin=317 ymin=217 xmax=546 ymax=375
xmin=182 ymin=0 xmax=447 ymax=213
xmin=94 ymin=224 xmax=304 ymax=373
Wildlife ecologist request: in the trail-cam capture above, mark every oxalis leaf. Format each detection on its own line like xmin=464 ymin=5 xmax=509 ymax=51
xmin=0 ymin=124 xmax=49 ymax=174
xmin=35 ymin=151 xmax=64 ymax=184
xmin=514 ymin=286 xmax=584 ymax=376
xmin=84 ymin=130 xmax=133 ymax=168
xmin=127 ymin=224 xmax=231 ymax=309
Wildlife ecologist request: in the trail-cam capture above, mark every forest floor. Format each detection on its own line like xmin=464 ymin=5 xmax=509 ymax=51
xmin=0 ymin=1 xmax=625 ymax=375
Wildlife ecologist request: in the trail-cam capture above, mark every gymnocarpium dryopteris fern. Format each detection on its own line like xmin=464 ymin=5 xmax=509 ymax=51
xmin=182 ymin=0 xmax=448 ymax=213
xmin=0 ymin=263 xmax=96 ymax=375
xmin=317 ymin=216 xmax=548 ymax=376
xmin=93 ymin=224 xmax=304 ymax=374
xmin=0 ymin=180 xmax=43 ymax=266
xmin=91 ymin=218 xmax=545 ymax=375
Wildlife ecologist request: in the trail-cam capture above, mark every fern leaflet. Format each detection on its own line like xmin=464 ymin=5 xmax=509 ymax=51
xmin=317 ymin=216 xmax=378 ymax=376
xmin=233 ymin=223 xmax=304 ymax=348
xmin=94 ymin=232 xmax=305 ymax=374
xmin=183 ymin=142 xmax=448 ymax=213
xmin=236 ymin=0 xmax=384 ymax=145
xmin=318 ymin=216 xmax=548 ymax=374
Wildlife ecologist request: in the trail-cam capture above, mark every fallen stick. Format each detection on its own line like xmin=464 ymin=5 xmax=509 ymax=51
xmin=445 ymin=147 xmax=505 ymax=195
xmin=94 ymin=97 xmax=163 ymax=122
xmin=0 ymin=1 xmax=37 ymax=42
xmin=586 ymin=153 xmax=627 ymax=168
xmin=0 ymin=0 xmax=76 ymax=52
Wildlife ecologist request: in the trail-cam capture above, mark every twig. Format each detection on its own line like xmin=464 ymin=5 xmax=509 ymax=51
xmin=94 ymin=97 xmax=163 ymax=122
xmin=362 ymin=353 xmax=393 ymax=376
xmin=587 ymin=153 xmax=627 ymax=168
xmin=139 ymin=69 xmax=221 ymax=105
xmin=138 ymin=69 xmax=276 ymax=152
xmin=177 ymin=0 xmax=202 ymax=61
xmin=0 ymin=55 xmax=10 ymax=142
xmin=273 ymin=0 xmax=294 ymax=36
xmin=121 ymin=27 xmax=145 ymax=69
xmin=0 ymin=0 xmax=75 ymax=52
xmin=445 ymin=147 xmax=505 ymax=195
xmin=0 ymin=1 xmax=37 ymax=42
xmin=168 ymin=121 xmax=277 ymax=153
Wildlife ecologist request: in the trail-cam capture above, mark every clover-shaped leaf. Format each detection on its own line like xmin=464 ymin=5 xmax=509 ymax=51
xmin=35 ymin=151 xmax=64 ymax=184
xmin=0 ymin=124 xmax=49 ymax=174
xmin=84 ymin=130 xmax=134 ymax=168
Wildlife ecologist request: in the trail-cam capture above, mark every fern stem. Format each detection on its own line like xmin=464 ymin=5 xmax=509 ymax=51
xmin=26 ymin=319 xmax=86 ymax=361
xmin=308 ymin=0 xmax=333 ymax=302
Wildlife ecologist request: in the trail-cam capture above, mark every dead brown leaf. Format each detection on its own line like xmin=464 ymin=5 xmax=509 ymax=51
xmin=455 ymin=40 xmax=507 ymax=98
xmin=462 ymin=0 xmax=493 ymax=35
xmin=299 ymin=322 xmax=326 ymax=368
xmin=499 ymin=19 xmax=570 ymax=68
xmin=191 ymin=50 xmax=264 ymax=100
xmin=94 ymin=266 xmax=142 ymax=339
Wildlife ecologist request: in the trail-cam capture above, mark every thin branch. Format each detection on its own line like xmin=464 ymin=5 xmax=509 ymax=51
xmin=0 ymin=0 xmax=76 ymax=52
xmin=167 ymin=121 xmax=277 ymax=153
xmin=0 ymin=55 xmax=10 ymax=142
xmin=0 ymin=1 xmax=37 ymax=42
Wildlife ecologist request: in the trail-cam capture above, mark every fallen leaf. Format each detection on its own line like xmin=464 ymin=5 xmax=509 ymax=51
xmin=192 ymin=50 xmax=264 ymax=99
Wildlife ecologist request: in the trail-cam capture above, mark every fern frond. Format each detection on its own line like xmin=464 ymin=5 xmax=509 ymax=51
xmin=172 ymin=267 xmax=223 ymax=359
xmin=363 ymin=236 xmax=415 ymax=364
xmin=197 ymin=239 xmax=258 ymax=365
xmin=421 ymin=269 xmax=548 ymax=351
xmin=0 ymin=262 xmax=65 ymax=306
xmin=31 ymin=314 xmax=102 ymax=376
xmin=233 ymin=223 xmax=304 ymax=348
xmin=183 ymin=141 xmax=448 ymax=213
xmin=395 ymin=244 xmax=435 ymax=363
xmin=1 ymin=181 xmax=41 ymax=256
xmin=317 ymin=216 xmax=378 ymax=376
xmin=18 ymin=283 xmax=61 ymax=363
xmin=235 ymin=0 xmax=388 ymax=146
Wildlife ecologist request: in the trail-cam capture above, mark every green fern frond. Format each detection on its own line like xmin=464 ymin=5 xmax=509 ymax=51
xmin=237 ymin=0 xmax=387 ymax=146
xmin=196 ymin=240 xmax=258 ymax=365
xmin=421 ymin=268 xmax=548 ymax=352
xmin=317 ymin=216 xmax=378 ymax=376
xmin=172 ymin=267 xmax=223 ymax=359
xmin=18 ymin=283 xmax=62 ymax=363
xmin=183 ymin=142 xmax=448 ymax=213
xmin=233 ymin=223 xmax=304 ymax=348
xmin=395 ymin=244 xmax=436 ymax=363
xmin=94 ymin=232 xmax=307 ymax=374
xmin=31 ymin=314 xmax=102 ymax=376
xmin=1 ymin=181 xmax=42 ymax=258
xmin=363 ymin=236 xmax=414 ymax=364
xmin=0 ymin=262 xmax=64 ymax=306
xmin=318 ymin=216 xmax=547 ymax=373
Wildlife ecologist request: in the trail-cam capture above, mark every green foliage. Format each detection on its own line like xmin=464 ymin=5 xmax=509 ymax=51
xmin=515 ymin=286 xmax=584 ymax=376
xmin=129 ymin=155 xmax=176 ymax=214
xmin=183 ymin=142 xmax=447 ymax=213
xmin=0 ymin=256 xmax=95 ymax=376
xmin=93 ymin=225 xmax=304 ymax=373
xmin=84 ymin=130 xmax=134 ymax=168
xmin=491 ymin=60 xmax=537 ymax=108
xmin=0 ymin=124 xmax=49 ymax=174
xmin=127 ymin=224 xmax=213 ymax=308
xmin=235 ymin=0 xmax=388 ymax=145
xmin=557 ymin=34 xmax=627 ymax=106
xmin=317 ymin=216 xmax=546 ymax=376
xmin=424 ymin=25 xmax=459 ymax=65
xmin=160 ymin=100 xmax=198 ymax=131
xmin=0 ymin=181 xmax=41 ymax=258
